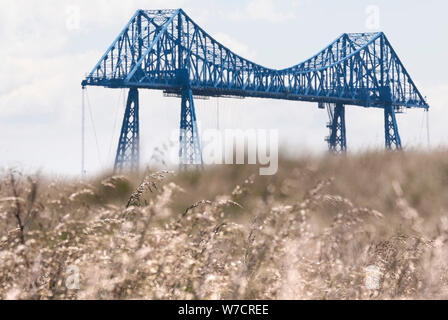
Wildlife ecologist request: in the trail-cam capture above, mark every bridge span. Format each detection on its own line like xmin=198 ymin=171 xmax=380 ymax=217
xmin=81 ymin=9 xmax=429 ymax=171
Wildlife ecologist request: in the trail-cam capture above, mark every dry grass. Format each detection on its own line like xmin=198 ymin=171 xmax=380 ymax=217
xmin=1 ymin=150 xmax=448 ymax=300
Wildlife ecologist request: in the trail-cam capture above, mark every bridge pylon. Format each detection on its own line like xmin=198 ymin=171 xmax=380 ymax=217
xmin=325 ymin=103 xmax=347 ymax=153
xmin=384 ymin=102 xmax=402 ymax=150
xmin=114 ymin=88 xmax=140 ymax=172
xmin=379 ymin=86 xmax=402 ymax=150
xmin=179 ymin=86 xmax=203 ymax=169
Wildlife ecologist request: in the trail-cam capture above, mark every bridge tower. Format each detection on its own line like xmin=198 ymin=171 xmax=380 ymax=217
xmin=380 ymin=87 xmax=402 ymax=150
xmin=179 ymin=86 xmax=203 ymax=169
xmin=114 ymin=12 xmax=144 ymax=172
xmin=325 ymin=103 xmax=347 ymax=153
xmin=384 ymin=103 xmax=402 ymax=150
xmin=114 ymin=88 xmax=140 ymax=172
xmin=177 ymin=13 xmax=202 ymax=169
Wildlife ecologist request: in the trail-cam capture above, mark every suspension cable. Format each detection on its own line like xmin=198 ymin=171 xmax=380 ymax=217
xmin=217 ymin=97 xmax=220 ymax=131
xmin=108 ymin=89 xmax=124 ymax=160
xmin=426 ymin=108 xmax=430 ymax=148
xmin=81 ymin=87 xmax=86 ymax=177
xmin=419 ymin=108 xmax=426 ymax=146
xmin=85 ymin=89 xmax=103 ymax=168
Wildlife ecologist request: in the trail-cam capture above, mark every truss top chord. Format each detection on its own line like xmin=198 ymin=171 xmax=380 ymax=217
xmin=81 ymin=9 xmax=428 ymax=111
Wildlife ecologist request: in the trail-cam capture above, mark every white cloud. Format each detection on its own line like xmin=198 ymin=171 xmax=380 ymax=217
xmin=229 ymin=0 xmax=295 ymax=23
xmin=212 ymin=32 xmax=257 ymax=60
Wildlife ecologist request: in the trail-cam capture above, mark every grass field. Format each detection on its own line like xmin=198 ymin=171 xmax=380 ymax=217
xmin=1 ymin=150 xmax=448 ymax=299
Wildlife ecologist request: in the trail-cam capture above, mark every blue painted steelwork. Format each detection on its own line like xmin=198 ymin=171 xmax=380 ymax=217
xmin=179 ymin=87 xmax=203 ymax=168
xmin=81 ymin=9 xmax=429 ymax=169
xmin=115 ymin=88 xmax=139 ymax=171
xmin=384 ymin=103 xmax=402 ymax=150
xmin=326 ymin=103 xmax=347 ymax=153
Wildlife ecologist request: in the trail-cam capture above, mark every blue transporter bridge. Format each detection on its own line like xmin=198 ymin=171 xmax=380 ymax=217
xmin=81 ymin=9 xmax=429 ymax=172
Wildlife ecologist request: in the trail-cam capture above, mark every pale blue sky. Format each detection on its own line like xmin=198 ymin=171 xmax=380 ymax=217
xmin=1 ymin=0 xmax=447 ymax=175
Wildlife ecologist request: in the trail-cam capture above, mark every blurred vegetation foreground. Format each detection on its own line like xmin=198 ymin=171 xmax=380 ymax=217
xmin=1 ymin=151 xmax=448 ymax=299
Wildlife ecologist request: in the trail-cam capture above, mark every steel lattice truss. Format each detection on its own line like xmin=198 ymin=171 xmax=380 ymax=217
xmin=114 ymin=88 xmax=140 ymax=171
xmin=82 ymin=9 xmax=428 ymax=110
xmin=81 ymin=9 xmax=429 ymax=171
